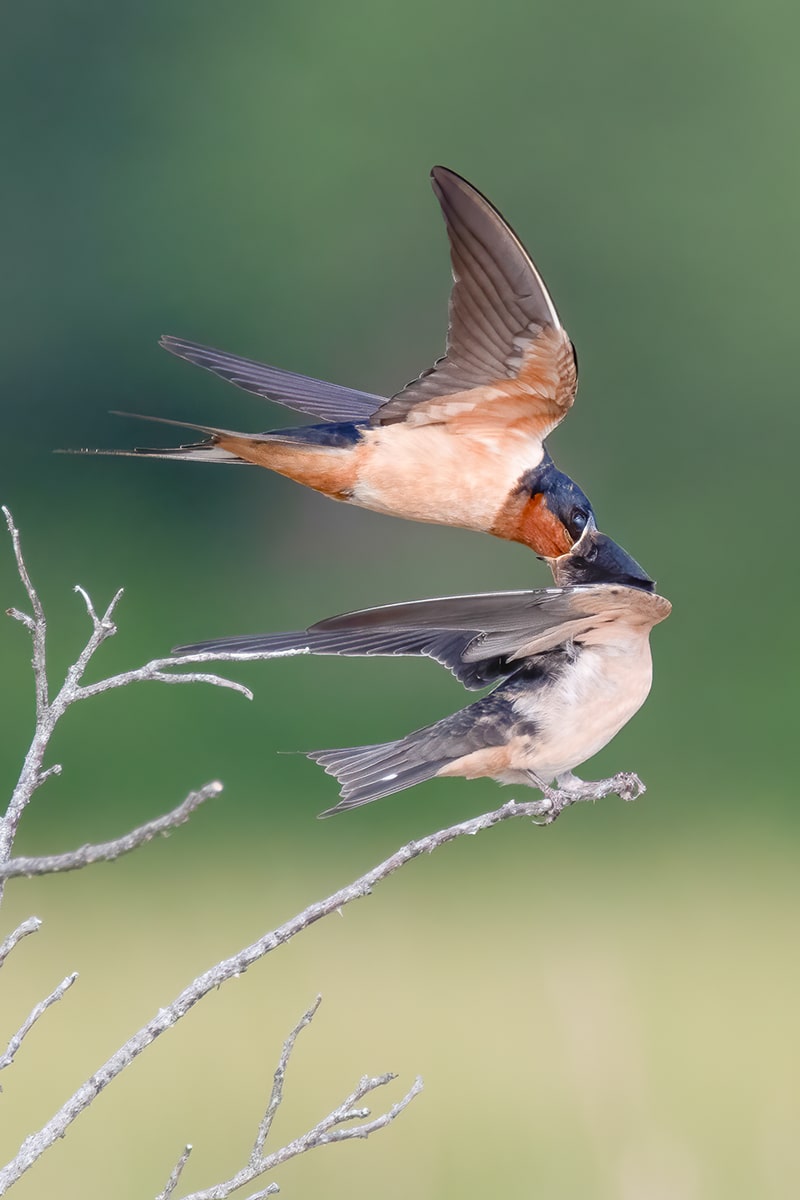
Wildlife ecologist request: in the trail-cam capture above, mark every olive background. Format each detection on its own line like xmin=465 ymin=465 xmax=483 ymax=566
xmin=1 ymin=3 xmax=798 ymax=1197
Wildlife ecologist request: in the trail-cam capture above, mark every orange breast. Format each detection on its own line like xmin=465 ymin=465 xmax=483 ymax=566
xmin=352 ymin=424 xmax=530 ymax=531
xmin=490 ymin=492 xmax=573 ymax=555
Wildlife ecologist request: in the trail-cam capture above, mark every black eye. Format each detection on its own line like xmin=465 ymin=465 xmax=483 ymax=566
xmin=567 ymin=508 xmax=590 ymax=540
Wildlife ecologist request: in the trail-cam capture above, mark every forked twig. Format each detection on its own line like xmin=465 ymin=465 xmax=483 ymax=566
xmin=0 ymin=506 xmax=250 ymax=905
xmin=157 ymin=997 xmax=422 ymax=1200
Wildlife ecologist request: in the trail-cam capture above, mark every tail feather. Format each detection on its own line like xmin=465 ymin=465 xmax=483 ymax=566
xmin=59 ymin=412 xmax=252 ymax=464
xmin=58 ymin=444 xmax=248 ymax=464
xmin=310 ymin=735 xmax=451 ymax=815
xmin=61 ymin=412 xmax=365 ymax=465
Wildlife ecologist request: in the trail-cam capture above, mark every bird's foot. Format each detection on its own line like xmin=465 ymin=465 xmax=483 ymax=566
xmin=525 ymin=774 xmax=576 ymax=824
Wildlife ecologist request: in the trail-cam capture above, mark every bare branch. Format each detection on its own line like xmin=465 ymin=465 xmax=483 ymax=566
xmin=73 ymin=583 xmax=120 ymax=631
xmin=0 ymin=918 xmax=42 ymax=969
xmin=74 ymin=658 xmax=253 ymax=703
xmin=63 ymin=585 xmax=125 ymax=691
xmin=255 ymin=996 xmax=322 ymax=1160
xmin=0 ymin=783 xmax=224 ymax=880
xmin=2 ymin=506 xmax=48 ymax=719
xmin=0 ymin=782 xmax=634 ymax=1192
xmin=0 ymin=510 xmax=251 ymax=905
xmin=156 ymin=1145 xmax=193 ymax=1200
xmin=306 ymin=1074 xmax=424 ymax=1145
xmin=173 ymin=997 xmax=421 ymax=1200
xmin=0 ymin=972 xmax=78 ymax=1072
xmin=6 ymin=607 xmax=35 ymax=632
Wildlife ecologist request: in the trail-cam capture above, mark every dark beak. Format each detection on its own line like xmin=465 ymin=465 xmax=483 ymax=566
xmin=546 ymin=518 xmax=655 ymax=590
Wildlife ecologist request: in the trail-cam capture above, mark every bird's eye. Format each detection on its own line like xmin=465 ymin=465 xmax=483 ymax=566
xmin=567 ymin=508 xmax=590 ymax=540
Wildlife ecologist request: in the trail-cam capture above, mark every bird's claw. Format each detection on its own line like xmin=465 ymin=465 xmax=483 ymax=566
xmin=531 ymin=784 xmax=571 ymax=825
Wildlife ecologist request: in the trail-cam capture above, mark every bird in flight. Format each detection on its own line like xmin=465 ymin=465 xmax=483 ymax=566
xmin=175 ymin=568 xmax=670 ymax=816
xmin=77 ymin=166 xmax=621 ymax=562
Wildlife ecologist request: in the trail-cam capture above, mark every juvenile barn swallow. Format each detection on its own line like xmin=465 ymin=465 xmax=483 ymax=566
xmin=80 ymin=167 xmax=615 ymax=562
xmin=175 ymin=564 xmax=670 ymax=817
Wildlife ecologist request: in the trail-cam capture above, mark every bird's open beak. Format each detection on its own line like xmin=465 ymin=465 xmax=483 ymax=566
xmin=546 ymin=518 xmax=655 ymax=590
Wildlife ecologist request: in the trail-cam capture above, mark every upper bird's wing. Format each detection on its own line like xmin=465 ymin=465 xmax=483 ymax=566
xmin=160 ymin=336 xmax=384 ymax=422
xmin=173 ymin=585 xmax=670 ymax=690
xmin=371 ymin=167 xmax=578 ymax=441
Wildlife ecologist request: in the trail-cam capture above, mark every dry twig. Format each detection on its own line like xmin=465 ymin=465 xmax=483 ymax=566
xmin=0 ymin=782 xmax=223 ymax=879
xmin=156 ymin=997 xmax=423 ymax=1200
xmin=0 ymin=507 xmax=426 ymax=1196
xmin=0 ymin=973 xmax=79 ymax=1072
xmin=0 ymin=505 xmax=249 ymax=904
xmin=0 ymin=918 xmax=41 ymax=970
xmin=0 ymin=787 xmax=612 ymax=1193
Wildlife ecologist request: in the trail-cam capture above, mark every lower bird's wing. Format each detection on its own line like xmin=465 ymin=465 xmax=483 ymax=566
xmin=160 ymin=336 xmax=384 ymax=422
xmin=174 ymin=623 xmax=492 ymax=689
xmin=173 ymin=585 xmax=670 ymax=689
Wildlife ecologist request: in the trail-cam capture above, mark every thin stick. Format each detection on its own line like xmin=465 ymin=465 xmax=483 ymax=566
xmin=156 ymin=1145 xmax=193 ymax=1200
xmin=0 ymin=783 xmax=223 ymax=879
xmin=0 ymin=789 xmax=612 ymax=1192
xmin=171 ymin=996 xmax=421 ymax=1200
xmin=0 ymin=507 xmax=250 ymax=906
xmin=0 ymin=917 xmax=41 ymax=969
xmin=254 ymin=996 xmax=323 ymax=1161
xmin=0 ymin=973 xmax=78 ymax=1071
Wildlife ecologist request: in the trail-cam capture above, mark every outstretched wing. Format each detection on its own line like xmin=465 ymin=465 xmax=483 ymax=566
xmin=172 ymin=585 xmax=667 ymax=690
xmin=371 ymin=167 xmax=577 ymax=442
xmin=160 ymin=335 xmax=383 ymax=422
xmin=173 ymin=623 xmax=495 ymax=689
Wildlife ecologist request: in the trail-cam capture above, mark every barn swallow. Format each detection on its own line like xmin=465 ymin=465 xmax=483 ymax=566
xmin=75 ymin=167 xmax=614 ymax=562
xmin=174 ymin=555 xmax=669 ymax=817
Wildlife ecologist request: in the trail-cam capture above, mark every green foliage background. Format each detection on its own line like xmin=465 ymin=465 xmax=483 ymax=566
xmin=1 ymin=2 xmax=797 ymax=1196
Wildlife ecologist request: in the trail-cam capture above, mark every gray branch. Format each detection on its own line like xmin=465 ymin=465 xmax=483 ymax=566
xmin=0 ymin=782 xmax=223 ymax=880
xmin=158 ymin=997 xmax=422 ymax=1200
xmin=158 ymin=1146 xmax=194 ymax=1200
xmin=3 ymin=506 xmax=48 ymax=720
xmin=255 ymin=997 xmax=324 ymax=1161
xmin=0 ymin=782 xmax=632 ymax=1193
xmin=0 ymin=973 xmax=78 ymax=1072
xmin=0 ymin=918 xmax=41 ymax=970
xmin=0 ymin=506 xmax=251 ymax=906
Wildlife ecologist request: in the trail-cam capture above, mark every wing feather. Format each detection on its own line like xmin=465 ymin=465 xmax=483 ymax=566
xmin=173 ymin=585 xmax=669 ymax=690
xmin=160 ymin=336 xmax=383 ymax=422
xmin=373 ymin=167 xmax=578 ymax=440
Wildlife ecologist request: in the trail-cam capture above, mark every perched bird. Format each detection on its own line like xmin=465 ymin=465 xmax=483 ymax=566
xmin=175 ymin=548 xmax=670 ymax=817
xmin=77 ymin=167 xmax=615 ymax=561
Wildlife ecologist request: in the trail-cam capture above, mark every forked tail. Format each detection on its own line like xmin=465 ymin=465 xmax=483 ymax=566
xmin=309 ymin=730 xmax=453 ymax=816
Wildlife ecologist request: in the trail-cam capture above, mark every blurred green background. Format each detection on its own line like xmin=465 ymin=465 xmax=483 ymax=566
xmin=1 ymin=1 xmax=798 ymax=1196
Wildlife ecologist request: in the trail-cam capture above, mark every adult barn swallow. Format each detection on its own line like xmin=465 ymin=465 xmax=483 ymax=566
xmin=84 ymin=167 xmax=607 ymax=560
xmin=175 ymin=574 xmax=670 ymax=816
